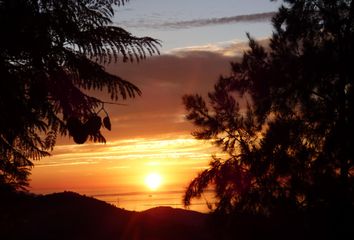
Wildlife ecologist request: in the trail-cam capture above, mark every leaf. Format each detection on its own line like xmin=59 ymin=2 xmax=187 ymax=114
xmin=103 ymin=116 xmax=111 ymax=131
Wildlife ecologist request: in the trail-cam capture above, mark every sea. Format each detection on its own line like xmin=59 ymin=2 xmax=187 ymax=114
xmin=90 ymin=189 xmax=214 ymax=213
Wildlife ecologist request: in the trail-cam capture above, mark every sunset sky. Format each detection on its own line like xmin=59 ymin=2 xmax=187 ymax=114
xmin=30 ymin=0 xmax=281 ymax=210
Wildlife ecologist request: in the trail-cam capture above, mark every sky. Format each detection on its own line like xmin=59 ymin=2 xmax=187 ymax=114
xmin=114 ymin=0 xmax=281 ymax=52
xmin=30 ymin=0 xmax=282 ymax=210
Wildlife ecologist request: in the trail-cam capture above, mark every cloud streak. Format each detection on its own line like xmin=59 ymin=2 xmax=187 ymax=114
xmin=130 ymin=12 xmax=276 ymax=30
xmin=161 ymin=12 xmax=275 ymax=29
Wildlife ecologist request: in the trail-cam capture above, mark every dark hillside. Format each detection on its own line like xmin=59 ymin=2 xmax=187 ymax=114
xmin=0 ymin=191 xmax=213 ymax=240
xmin=122 ymin=206 xmax=211 ymax=240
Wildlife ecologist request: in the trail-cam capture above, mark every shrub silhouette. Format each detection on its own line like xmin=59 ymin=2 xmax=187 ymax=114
xmin=0 ymin=0 xmax=159 ymax=189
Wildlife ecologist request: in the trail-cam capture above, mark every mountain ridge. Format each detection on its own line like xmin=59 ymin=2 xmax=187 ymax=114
xmin=0 ymin=191 xmax=214 ymax=240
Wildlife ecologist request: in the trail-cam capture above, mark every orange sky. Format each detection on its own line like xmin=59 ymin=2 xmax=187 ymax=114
xmin=30 ymin=45 xmax=250 ymax=208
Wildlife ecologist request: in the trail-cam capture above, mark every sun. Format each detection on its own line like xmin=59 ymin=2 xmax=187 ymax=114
xmin=145 ymin=173 xmax=162 ymax=190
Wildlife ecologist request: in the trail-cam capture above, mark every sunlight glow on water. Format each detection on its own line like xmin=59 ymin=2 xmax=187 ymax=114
xmin=92 ymin=190 xmax=215 ymax=213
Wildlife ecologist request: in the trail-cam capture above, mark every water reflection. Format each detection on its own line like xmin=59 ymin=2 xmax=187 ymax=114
xmin=92 ymin=190 xmax=214 ymax=213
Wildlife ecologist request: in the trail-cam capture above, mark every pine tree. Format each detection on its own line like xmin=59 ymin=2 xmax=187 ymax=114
xmin=183 ymin=0 xmax=353 ymax=237
xmin=0 ymin=0 xmax=159 ymax=190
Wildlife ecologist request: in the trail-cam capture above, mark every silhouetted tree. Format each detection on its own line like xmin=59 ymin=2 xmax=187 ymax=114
xmin=0 ymin=0 xmax=159 ymax=190
xmin=184 ymin=0 xmax=353 ymax=237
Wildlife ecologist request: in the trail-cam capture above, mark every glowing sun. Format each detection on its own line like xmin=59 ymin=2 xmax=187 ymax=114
xmin=145 ymin=173 xmax=162 ymax=190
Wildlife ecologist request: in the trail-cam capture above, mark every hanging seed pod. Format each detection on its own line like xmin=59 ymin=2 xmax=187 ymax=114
xmin=67 ymin=117 xmax=82 ymax=136
xmin=103 ymin=116 xmax=111 ymax=131
xmin=73 ymin=128 xmax=89 ymax=144
xmin=67 ymin=117 xmax=88 ymax=144
xmin=85 ymin=115 xmax=102 ymax=134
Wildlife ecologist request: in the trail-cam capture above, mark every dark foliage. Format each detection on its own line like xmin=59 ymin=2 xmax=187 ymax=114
xmin=0 ymin=0 xmax=159 ymax=189
xmin=183 ymin=0 xmax=354 ymax=238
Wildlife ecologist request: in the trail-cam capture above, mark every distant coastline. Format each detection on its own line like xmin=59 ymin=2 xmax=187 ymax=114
xmin=31 ymin=188 xmax=215 ymax=212
xmin=91 ymin=189 xmax=214 ymax=213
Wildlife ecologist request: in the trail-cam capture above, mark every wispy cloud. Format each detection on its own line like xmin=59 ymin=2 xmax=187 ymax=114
xmin=160 ymin=12 xmax=275 ymax=29
xmin=34 ymin=136 xmax=216 ymax=169
xmin=169 ymin=38 xmax=270 ymax=57
xmin=35 ymin=161 xmax=98 ymax=168
xmin=120 ymin=12 xmax=276 ymax=30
